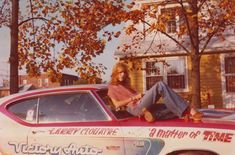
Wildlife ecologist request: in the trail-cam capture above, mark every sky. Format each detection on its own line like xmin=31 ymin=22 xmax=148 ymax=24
xmin=0 ymin=27 xmax=11 ymax=80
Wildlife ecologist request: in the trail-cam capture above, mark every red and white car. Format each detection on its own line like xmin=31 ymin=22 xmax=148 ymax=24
xmin=0 ymin=84 xmax=234 ymax=155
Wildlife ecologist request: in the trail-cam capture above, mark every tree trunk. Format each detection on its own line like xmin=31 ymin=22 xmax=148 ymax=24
xmin=9 ymin=0 xmax=19 ymax=94
xmin=189 ymin=0 xmax=201 ymax=108
xmin=190 ymin=54 xmax=201 ymax=108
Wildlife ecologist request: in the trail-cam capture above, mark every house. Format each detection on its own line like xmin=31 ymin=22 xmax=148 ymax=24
xmin=0 ymin=87 xmax=10 ymax=97
xmin=115 ymin=0 xmax=235 ymax=108
xmin=19 ymin=73 xmax=79 ymax=89
xmin=0 ymin=82 xmax=35 ymax=97
xmin=0 ymin=73 xmax=103 ymax=97
xmin=0 ymin=73 xmax=79 ymax=97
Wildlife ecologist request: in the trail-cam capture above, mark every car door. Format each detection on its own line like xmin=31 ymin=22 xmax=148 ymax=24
xmin=123 ymin=135 xmax=165 ymax=155
xmin=27 ymin=91 xmax=126 ymax=155
xmin=3 ymin=97 xmax=39 ymax=154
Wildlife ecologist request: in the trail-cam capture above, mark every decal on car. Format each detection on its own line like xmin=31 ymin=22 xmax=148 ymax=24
xmin=48 ymin=127 xmax=119 ymax=136
xmin=148 ymin=128 xmax=234 ymax=143
xmin=8 ymin=142 xmax=103 ymax=155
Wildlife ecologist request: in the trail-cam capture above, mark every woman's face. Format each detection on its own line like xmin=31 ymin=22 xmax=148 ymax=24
xmin=117 ymin=67 xmax=127 ymax=82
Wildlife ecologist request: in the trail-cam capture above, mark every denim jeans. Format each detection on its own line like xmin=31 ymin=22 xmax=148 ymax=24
xmin=126 ymin=81 xmax=188 ymax=117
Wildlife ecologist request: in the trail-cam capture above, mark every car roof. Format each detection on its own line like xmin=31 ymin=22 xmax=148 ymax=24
xmin=0 ymin=84 xmax=108 ymax=104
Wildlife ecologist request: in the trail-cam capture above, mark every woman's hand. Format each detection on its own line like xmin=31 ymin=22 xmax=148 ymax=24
xmin=128 ymin=93 xmax=143 ymax=107
xmin=132 ymin=93 xmax=143 ymax=101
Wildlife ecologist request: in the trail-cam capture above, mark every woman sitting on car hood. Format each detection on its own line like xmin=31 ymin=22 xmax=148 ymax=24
xmin=107 ymin=62 xmax=202 ymax=122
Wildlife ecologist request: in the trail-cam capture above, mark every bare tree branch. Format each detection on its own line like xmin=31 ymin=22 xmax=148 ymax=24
xmin=200 ymin=19 xmax=227 ymax=54
xmin=142 ymin=30 xmax=158 ymax=55
xmin=178 ymin=0 xmax=196 ymax=49
xmin=0 ymin=0 xmax=6 ymax=13
xmin=198 ymin=0 xmax=207 ymax=11
xmin=29 ymin=0 xmax=35 ymax=29
xmin=141 ymin=19 xmax=190 ymax=53
xmin=18 ymin=17 xmax=49 ymax=27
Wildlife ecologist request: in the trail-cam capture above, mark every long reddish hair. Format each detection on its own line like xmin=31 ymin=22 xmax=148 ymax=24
xmin=110 ymin=62 xmax=131 ymax=86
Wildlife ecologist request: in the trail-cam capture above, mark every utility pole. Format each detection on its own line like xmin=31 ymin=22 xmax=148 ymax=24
xmin=9 ymin=0 xmax=19 ymax=94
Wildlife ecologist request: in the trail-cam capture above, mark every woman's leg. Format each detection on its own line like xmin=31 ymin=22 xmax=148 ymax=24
xmin=127 ymin=81 xmax=188 ymax=117
xmin=155 ymin=81 xmax=188 ymax=117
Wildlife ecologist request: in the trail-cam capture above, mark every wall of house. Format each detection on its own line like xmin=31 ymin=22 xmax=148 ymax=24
xmin=61 ymin=74 xmax=78 ymax=86
xmin=128 ymin=61 xmax=144 ymax=92
xmin=200 ymin=55 xmax=223 ymax=108
xmin=0 ymin=88 xmax=9 ymax=97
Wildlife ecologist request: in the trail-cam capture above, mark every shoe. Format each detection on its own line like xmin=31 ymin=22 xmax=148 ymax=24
xmin=142 ymin=108 xmax=155 ymax=122
xmin=191 ymin=111 xmax=203 ymax=122
xmin=182 ymin=107 xmax=190 ymax=122
xmin=182 ymin=107 xmax=203 ymax=122
xmin=183 ymin=114 xmax=190 ymax=122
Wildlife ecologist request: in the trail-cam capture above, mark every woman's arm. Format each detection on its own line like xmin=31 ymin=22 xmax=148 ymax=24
xmin=110 ymin=97 xmax=132 ymax=108
xmin=110 ymin=93 xmax=143 ymax=108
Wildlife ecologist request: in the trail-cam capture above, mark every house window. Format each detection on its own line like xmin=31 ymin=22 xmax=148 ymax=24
xmin=161 ymin=8 xmax=177 ymax=33
xmin=146 ymin=62 xmax=163 ymax=90
xmin=166 ymin=11 xmax=177 ymax=33
xmin=62 ymin=79 xmax=70 ymax=86
xmin=160 ymin=7 xmax=185 ymax=34
xmin=65 ymin=80 xmax=69 ymax=85
xmin=44 ymin=78 xmax=49 ymax=87
xmin=225 ymin=57 xmax=235 ymax=92
xmin=38 ymin=79 xmax=42 ymax=87
xmin=145 ymin=57 xmax=186 ymax=90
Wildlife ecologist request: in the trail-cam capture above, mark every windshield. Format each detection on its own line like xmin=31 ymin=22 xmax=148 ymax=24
xmin=96 ymin=89 xmax=133 ymax=119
